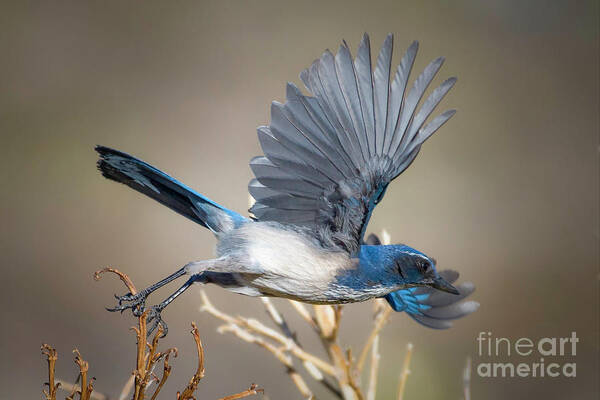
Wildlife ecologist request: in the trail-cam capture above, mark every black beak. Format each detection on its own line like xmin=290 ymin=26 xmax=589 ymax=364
xmin=431 ymin=276 xmax=460 ymax=295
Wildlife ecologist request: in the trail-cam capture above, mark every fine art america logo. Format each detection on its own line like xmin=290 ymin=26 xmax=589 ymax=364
xmin=475 ymin=332 xmax=578 ymax=378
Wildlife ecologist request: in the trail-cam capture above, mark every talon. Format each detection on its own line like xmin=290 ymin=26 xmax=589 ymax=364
xmin=145 ymin=305 xmax=168 ymax=337
xmin=106 ymin=290 xmax=148 ymax=316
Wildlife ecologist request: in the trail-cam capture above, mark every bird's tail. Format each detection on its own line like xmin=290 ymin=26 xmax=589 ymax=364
xmin=384 ymin=270 xmax=479 ymax=329
xmin=95 ymin=146 xmax=246 ymax=233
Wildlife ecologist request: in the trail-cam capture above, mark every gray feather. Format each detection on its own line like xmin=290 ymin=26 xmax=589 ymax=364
xmin=248 ymin=179 xmax=281 ymax=200
xmin=409 ymin=314 xmax=453 ymax=329
xmin=335 ymin=42 xmax=369 ymax=161
xmin=404 ymin=109 xmax=456 ymax=156
xmin=249 ymin=156 xmax=322 ymax=197
xmin=284 ymin=83 xmax=350 ymax=179
xmin=423 ymin=300 xmax=480 ymax=320
xmin=306 ymin=60 xmax=359 ymax=171
xmin=395 ymin=56 xmax=445 ymax=155
xmin=354 ymin=33 xmax=375 ymax=157
xmin=394 ymin=79 xmax=456 ymax=163
xmin=257 ymin=127 xmax=331 ymax=187
xmin=373 ymin=34 xmax=393 ymax=156
xmin=384 ymin=40 xmax=418 ymax=155
xmin=318 ymin=49 xmax=364 ymax=164
xmin=270 ymin=103 xmax=340 ymax=182
xmin=258 ymin=194 xmax=319 ymax=210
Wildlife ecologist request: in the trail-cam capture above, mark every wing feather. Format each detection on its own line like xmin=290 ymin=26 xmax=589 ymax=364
xmin=354 ymin=34 xmax=376 ymax=157
xmin=384 ymin=40 xmax=418 ymax=155
xmin=249 ymin=34 xmax=457 ymax=254
xmin=394 ymin=56 xmax=445 ymax=157
xmin=318 ymin=50 xmax=365 ymax=164
xmin=335 ymin=42 xmax=370 ymax=161
xmin=373 ymin=34 xmax=393 ymax=156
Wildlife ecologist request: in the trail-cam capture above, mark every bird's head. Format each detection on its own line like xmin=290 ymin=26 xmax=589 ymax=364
xmin=393 ymin=247 xmax=459 ymax=294
xmin=360 ymin=244 xmax=459 ymax=294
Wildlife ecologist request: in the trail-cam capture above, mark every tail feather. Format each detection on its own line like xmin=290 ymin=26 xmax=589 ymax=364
xmin=384 ymin=269 xmax=478 ymax=329
xmin=95 ymin=146 xmax=246 ymax=233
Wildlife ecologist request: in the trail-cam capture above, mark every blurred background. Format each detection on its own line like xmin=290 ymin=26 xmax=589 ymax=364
xmin=1 ymin=0 xmax=598 ymax=398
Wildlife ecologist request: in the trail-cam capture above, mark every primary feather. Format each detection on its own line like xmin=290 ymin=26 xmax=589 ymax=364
xmin=249 ymin=33 xmax=456 ymax=255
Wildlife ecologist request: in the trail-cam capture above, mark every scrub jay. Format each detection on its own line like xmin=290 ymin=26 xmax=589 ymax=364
xmin=96 ymin=33 xmax=478 ymax=335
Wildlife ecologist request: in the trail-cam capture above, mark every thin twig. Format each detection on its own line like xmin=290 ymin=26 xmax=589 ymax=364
xmin=397 ymin=343 xmax=413 ymax=400
xmin=94 ymin=267 xmax=138 ymax=295
xmin=200 ymin=290 xmax=336 ymax=377
xmin=356 ymin=304 xmax=392 ymax=373
xmin=65 ymin=375 xmax=79 ymax=400
xmin=288 ymin=300 xmax=320 ymax=333
xmin=219 ymin=324 xmax=312 ymax=398
xmin=41 ymin=344 xmax=60 ymax=400
xmin=118 ymin=375 xmax=135 ymax=400
xmin=261 ymin=298 xmax=295 ymax=339
xmin=132 ymin=312 xmax=147 ymax=400
xmin=217 ymin=383 xmax=264 ymax=400
xmin=201 ymin=291 xmax=315 ymax=398
xmin=177 ymin=322 xmax=205 ymax=400
xmin=312 ymin=305 xmax=363 ymax=400
xmin=463 ymin=356 xmax=472 ymax=400
xmin=313 ymin=305 xmax=337 ymax=340
xmin=262 ymin=298 xmax=342 ymax=399
xmin=71 ymin=349 xmax=95 ymax=400
xmin=149 ymin=348 xmax=177 ymax=400
xmin=366 ymin=335 xmax=380 ymax=400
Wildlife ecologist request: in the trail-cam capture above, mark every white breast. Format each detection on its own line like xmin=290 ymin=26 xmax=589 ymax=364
xmin=221 ymin=223 xmax=352 ymax=300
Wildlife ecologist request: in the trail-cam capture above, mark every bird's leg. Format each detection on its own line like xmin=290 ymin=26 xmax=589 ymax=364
xmin=107 ymin=267 xmax=186 ymax=316
xmin=145 ymin=276 xmax=197 ymax=337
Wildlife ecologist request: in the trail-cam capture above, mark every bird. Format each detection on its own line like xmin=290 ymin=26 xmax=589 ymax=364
xmin=96 ymin=33 xmax=478 ymax=335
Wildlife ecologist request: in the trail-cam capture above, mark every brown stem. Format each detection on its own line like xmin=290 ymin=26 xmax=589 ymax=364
xmin=94 ymin=267 xmax=138 ymax=295
xmin=217 ymin=383 xmax=264 ymax=400
xmin=177 ymin=322 xmax=205 ymax=400
xmin=149 ymin=348 xmax=177 ymax=400
xmin=396 ymin=343 xmax=413 ymax=400
xmin=72 ymin=349 xmax=94 ymax=400
xmin=41 ymin=344 xmax=59 ymax=400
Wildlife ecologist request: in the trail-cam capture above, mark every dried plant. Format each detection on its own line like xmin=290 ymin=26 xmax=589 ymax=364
xmin=176 ymin=322 xmax=204 ymax=400
xmin=463 ymin=357 xmax=472 ymax=400
xmin=41 ymin=344 xmax=59 ymax=400
xmin=199 ymin=291 xmax=413 ymax=400
xmin=41 ymin=268 xmax=263 ymax=400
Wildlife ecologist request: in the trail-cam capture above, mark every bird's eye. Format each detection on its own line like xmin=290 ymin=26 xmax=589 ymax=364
xmin=420 ymin=261 xmax=431 ymax=273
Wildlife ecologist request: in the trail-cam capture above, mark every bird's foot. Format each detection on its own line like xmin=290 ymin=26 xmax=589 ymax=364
xmin=146 ymin=304 xmax=168 ymax=337
xmin=106 ymin=290 xmax=149 ymax=316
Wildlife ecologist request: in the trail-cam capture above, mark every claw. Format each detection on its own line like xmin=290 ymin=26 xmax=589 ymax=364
xmin=145 ymin=305 xmax=168 ymax=338
xmin=106 ymin=290 xmax=148 ymax=316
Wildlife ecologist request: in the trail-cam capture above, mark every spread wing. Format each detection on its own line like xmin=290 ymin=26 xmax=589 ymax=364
xmin=248 ymin=33 xmax=456 ymax=255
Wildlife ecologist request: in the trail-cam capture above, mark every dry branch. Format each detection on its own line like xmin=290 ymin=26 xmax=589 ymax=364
xmin=177 ymin=322 xmax=205 ymax=400
xmin=218 ymin=384 xmax=264 ymax=400
xmin=41 ymin=344 xmax=59 ymax=400
xmin=64 ymin=349 xmax=95 ymax=400
xmin=262 ymin=298 xmax=342 ymax=399
xmin=463 ymin=356 xmax=472 ymax=400
xmin=365 ymin=335 xmax=380 ymax=400
xmin=397 ymin=343 xmax=413 ymax=400
xmin=94 ymin=267 xmax=138 ymax=295
xmin=200 ymin=290 xmax=336 ymax=377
